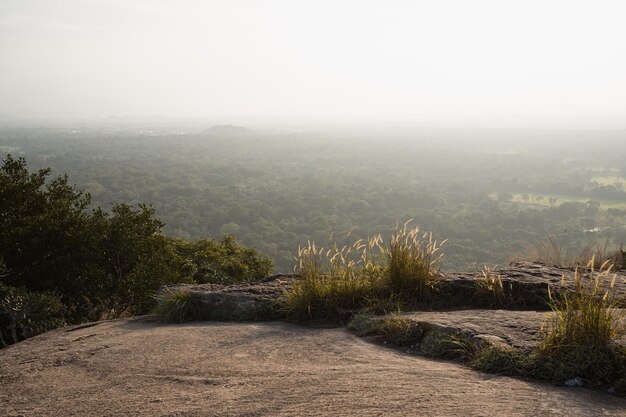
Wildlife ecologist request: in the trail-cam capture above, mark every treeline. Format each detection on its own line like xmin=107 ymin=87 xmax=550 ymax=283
xmin=0 ymin=156 xmax=272 ymax=347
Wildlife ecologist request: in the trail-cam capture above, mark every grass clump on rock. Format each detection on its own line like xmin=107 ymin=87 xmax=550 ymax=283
xmin=521 ymin=236 xmax=625 ymax=271
xmin=474 ymin=266 xmax=509 ymax=308
xmin=533 ymin=259 xmax=625 ymax=382
xmin=350 ymin=258 xmax=626 ymax=390
xmin=153 ymin=288 xmax=206 ymax=323
xmin=283 ymin=221 xmax=445 ymax=321
xmin=348 ymin=314 xmax=477 ymax=359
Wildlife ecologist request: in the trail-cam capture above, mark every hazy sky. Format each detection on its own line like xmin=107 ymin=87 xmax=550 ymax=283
xmin=1 ymin=0 xmax=625 ymax=125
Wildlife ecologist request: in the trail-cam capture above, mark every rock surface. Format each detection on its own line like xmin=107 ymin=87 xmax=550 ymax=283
xmin=2 ymin=318 xmax=625 ymax=417
xmin=441 ymin=261 xmax=626 ymax=308
xmin=168 ymin=275 xmax=295 ymax=320
xmin=394 ymin=309 xmax=626 ymax=349
xmin=170 ymin=262 xmax=626 ymax=318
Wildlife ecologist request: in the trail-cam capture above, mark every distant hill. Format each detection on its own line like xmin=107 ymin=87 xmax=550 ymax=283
xmin=200 ymin=125 xmax=252 ymax=137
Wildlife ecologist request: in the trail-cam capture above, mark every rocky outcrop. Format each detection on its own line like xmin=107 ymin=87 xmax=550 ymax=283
xmin=167 ymin=275 xmax=296 ymax=320
xmin=440 ymin=261 xmax=626 ymax=309
xmin=164 ymin=263 xmax=626 ymax=320
xmin=392 ymin=309 xmax=626 ymax=349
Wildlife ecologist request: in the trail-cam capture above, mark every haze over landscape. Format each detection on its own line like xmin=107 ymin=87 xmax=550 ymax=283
xmin=2 ymin=1 xmax=626 ymax=416
xmin=1 ymin=0 xmax=626 ymax=127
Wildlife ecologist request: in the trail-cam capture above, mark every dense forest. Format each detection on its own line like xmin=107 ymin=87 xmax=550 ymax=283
xmin=1 ymin=124 xmax=626 ymax=274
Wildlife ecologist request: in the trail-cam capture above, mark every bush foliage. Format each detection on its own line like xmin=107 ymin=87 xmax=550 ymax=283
xmin=0 ymin=155 xmax=272 ymax=345
xmin=0 ymin=283 xmax=65 ymax=347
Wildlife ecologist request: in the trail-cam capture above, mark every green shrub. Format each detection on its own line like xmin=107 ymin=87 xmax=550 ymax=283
xmin=172 ymin=236 xmax=273 ymax=285
xmin=0 ymin=283 xmax=65 ymax=347
xmin=0 ymin=156 xmax=273 ymax=330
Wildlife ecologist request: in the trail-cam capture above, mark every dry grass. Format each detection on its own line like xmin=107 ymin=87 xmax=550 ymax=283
xmin=534 ymin=258 xmax=626 ymax=381
xmin=347 ymin=258 xmax=626 ymax=386
xmin=520 ymin=236 xmax=624 ymax=269
xmin=387 ymin=221 xmax=446 ymax=297
xmin=474 ymin=265 xmax=507 ymax=307
xmin=281 ymin=238 xmax=384 ymax=321
xmin=282 ymin=221 xmax=446 ymax=321
xmin=540 ymin=259 xmax=624 ymax=352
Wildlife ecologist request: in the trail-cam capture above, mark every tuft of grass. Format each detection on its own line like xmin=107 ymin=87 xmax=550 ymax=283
xmin=282 ymin=221 xmax=445 ymax=321
xmin=153 ymin=288 xmax=206 ymax=323
xmin=520 ymin=236 xmax=624 ymax=269
xmin=532 ymin=343 xmax=624 ymax=382
xmin=387 ymin=221 xmax=446 ymax=298
xmin=471 ymin=346 xmax=531 ymax=376
xmin=533 ymin=258 xmax=626 ymax=382
xmin=419 ymin=330 xmax=477 ymax=361
xmin=540 ymin=259 xmax=624 ymax=351
xmin=281 ymin=239 xmax=383 ymax=321
xmin=474 ymin=265 xmax=508 ymax=307
xmin=347 ymin=315 xmax=477 ymax=360
xmin=379 ymin=315 xmax=429 ymax=347
xmin=346 ymin=314 xmax=381 ymax=336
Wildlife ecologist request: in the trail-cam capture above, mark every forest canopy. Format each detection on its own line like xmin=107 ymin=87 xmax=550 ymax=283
xmin=2 ymin=126 xmax=624 ymax=273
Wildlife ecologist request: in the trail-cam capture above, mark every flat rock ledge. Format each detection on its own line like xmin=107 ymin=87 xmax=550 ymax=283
xmin=390 ymin=309 xmax=626 ymax=350
xmin=166 ymin=262 xmax=626 ymax=320
xmin=167 ymin=275 xmax=296 ymax=320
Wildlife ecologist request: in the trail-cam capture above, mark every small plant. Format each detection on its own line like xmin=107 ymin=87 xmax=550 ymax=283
xmin=541 ymin=259 xmax=623 ymax=350
xmin=379 ymin=315 xmax=429 ymax=347
xmin=347 ymin=314 xmax=381 ymax=336
xmin=153 ymin=288 xmax=206 ymax=323
xmin=474 ymin=265 xmax=507 ymax=307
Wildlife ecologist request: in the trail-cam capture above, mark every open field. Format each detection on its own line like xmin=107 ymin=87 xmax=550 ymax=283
xmin=593 ymin=176 xmax=626 ymax=189
xmin=490 ymin=193 xmax=626 ymax=210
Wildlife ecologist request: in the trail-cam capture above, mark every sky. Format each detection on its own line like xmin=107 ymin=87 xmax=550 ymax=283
xmin=1 ymin=0 xmax=626 ymax=126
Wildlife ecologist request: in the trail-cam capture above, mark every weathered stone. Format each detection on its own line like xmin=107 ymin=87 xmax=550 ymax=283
xmin=164 ymin=263 xmax=626 ymax=320
xmin=167 ymin=275 xmax=295 ymax=320
xmin=440 ymin=261 xmax=626 ymax=309
xmin=386 ymin=309 xmax=626 ymax=349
